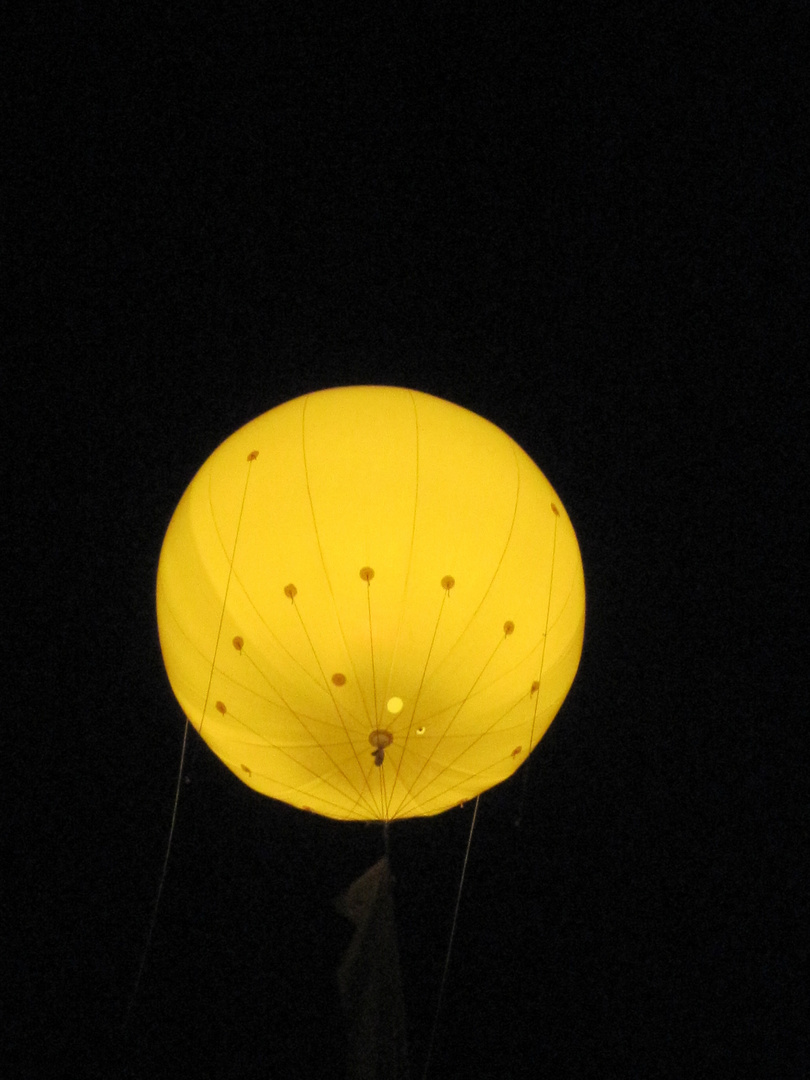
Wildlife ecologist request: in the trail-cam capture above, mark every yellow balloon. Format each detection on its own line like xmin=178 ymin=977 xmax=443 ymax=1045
xmin=156 ymin=386 xmax=585 ymax=821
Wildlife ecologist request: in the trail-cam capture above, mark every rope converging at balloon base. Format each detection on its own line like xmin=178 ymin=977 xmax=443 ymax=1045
xmin=515 ymin=504 xmax=559 ymax=828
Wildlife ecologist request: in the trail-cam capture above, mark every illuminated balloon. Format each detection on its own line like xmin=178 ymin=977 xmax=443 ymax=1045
xmin=156 ymin=386 xmax=584 ymax=821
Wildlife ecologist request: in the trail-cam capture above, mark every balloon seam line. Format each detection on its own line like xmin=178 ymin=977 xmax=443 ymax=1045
xmin=198 ymin=455 xmax=255 ymax=737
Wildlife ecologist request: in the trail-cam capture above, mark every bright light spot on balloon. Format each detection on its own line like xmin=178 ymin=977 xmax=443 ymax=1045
xmin=386 ymin=697 xmax=403 ymax=715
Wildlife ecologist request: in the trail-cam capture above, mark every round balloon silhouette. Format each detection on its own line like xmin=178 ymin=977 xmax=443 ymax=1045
xmin=157 ymin=386 xmax=585 ymax=820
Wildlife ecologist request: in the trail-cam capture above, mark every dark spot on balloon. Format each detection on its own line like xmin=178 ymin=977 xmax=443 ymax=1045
xmin=368 ymin=729 xmax=393 ymax=749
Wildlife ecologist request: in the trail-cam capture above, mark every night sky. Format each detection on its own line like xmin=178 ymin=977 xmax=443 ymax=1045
xmin=6 ymin=4 xmax=807 ymax=1078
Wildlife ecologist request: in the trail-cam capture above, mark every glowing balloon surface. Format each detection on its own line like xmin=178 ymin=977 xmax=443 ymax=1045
xmin=156 ymin=386 xmax=585 ymax=820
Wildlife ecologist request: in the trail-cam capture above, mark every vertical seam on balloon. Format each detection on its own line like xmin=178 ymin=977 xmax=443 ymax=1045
xmin=386 ymin=589 xmax=450 ymax=820
xmin=239 ymin=648 xmax=362 ymax=734
xmin=528 ymin=508 xmax=559 ymax=756
xmin=202 ymin=455 xmax=334 ymax=697
xmin=301 ymin=394 xmax=382 ymax=816
xmin=400 ymin=389 xmax=421 ymax=671
xmin=198 ymin=454 xmax=255 ymax=738
xmin=545 ymin=562 xmax=578 ymax=635
xmin=390 ymin=436 xmax=522 ymax=819
xmin=398 ymin=685 xmax=532 ymax=816
xmin=301 ymin=395 xmax=370 ymax=719
xmin=389 ymin=631 xmax=509 ymax=820
xmin=426 ymin=444 xmax=522 ymax=685
xmin=390 ymin=438 xmax=522 ymax=816
xmin=379 ymin=750 xmax=388 ymax=821
xmin=397 ymin=743 xmax=519 ymax=817
xmin=202 ymin=522 xmax=320 ymax=690
xmin=241 ymin=672 xmax=362 ymax=739
xmin=217 ymin=702 xmax=378 ymax=815
xmin=238 ymin=650 xmax=365 ymax=733
xmin=290 ymin=594 xmax=380 ymax=817
xmin=199 ymin=450 xmax=376 ymax=817
xmin=391 ymin=445 xmax=521 ymax=816
xmin=365 ymin=578 xmax=378 ymax=728
xmin=384 ymin=389 xmax=421 ymax=820
xmin=346 ymin=756 xmax=382 ymax=819
xmin=245 ymin=621 xmax=380 ymax=819
xmin=251 ymin=762 xmax=375 ymax=819
xmin=393 ymin=742 xmax=511 ymax=818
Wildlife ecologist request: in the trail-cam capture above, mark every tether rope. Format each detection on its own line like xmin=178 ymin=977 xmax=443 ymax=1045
xmin=421 ymin=794 xmax=481 ymax=1080
xmin=122 ymin=716 xmax=189 ymax=1033
xmin=124 ymin=453 xmax=255 ymax=1032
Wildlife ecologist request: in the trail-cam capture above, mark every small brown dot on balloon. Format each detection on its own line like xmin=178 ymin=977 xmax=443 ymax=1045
xmin=512 ymin=746 xmax=522 ymax=757
xmin=233 ymin=636 xmax=244 ymax=651
xmin=531 ymin=680 xmax=540 ymax=695
xmin=215 ymin=701 xmax=227 ymax=714
xmin=247 ymin=450 xmax=259 ymax=461
xmin=551 ymin=502 xmax=559 ymax=516
xmin=284 ymin=583 xmax=297 ymax=601
xmin=241 ymin=764 xmax=252 ymax=775
xmin=503 ymin=621 xmax=515 ymax=636
xmin=332 ymin=673 xmax=346 ymax=686
xmin=441 ymin=575 xmax=455 ymax=591
xmin=360 ymin=566 xmax=375 ymax=582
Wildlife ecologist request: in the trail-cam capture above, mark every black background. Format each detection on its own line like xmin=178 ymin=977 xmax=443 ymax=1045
xmin=6 ymin=3 xmax=807 ymax=1078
